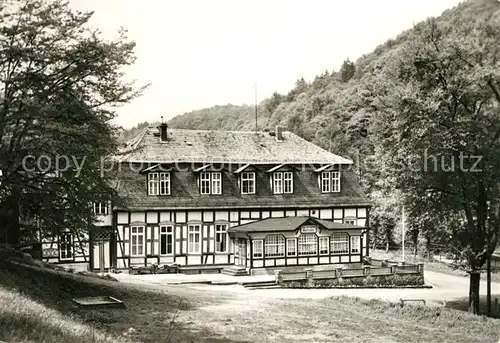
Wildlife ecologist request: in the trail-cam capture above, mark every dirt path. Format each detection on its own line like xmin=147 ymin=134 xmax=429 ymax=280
xmin=114 ymin=270 xmax=500 ymax=343
xmin=115 ymin=269 xmax=500 ymax=307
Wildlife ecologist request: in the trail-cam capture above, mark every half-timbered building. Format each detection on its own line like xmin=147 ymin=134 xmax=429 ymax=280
xmin=42 ymin=124 xmax=371 ymax=274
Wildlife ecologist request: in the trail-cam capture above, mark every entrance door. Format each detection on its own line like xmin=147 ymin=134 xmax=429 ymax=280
xmin=92 ymin=228 xmax=112 ymax=272
xmin=235 ymin=238 xmax=246 ymax=267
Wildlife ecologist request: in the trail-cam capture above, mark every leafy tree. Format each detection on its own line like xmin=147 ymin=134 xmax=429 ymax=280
xmin=370 ymin=16 xmax=500 ymax=314
xmin=0 ymin=0 xmax=144 ymax=243
xmin=340 ymin=59 xmax=356 ymax=82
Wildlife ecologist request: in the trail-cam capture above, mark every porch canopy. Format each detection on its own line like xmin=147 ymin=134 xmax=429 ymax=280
xmin=228 ymin=216 xmax=367 ymax=238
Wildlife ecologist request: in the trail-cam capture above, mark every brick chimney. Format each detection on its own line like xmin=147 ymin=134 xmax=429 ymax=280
xmin=158 ymin=123 xmax=168 ymax=142
xmin=275 ymin=125 xmax=283 ymax=141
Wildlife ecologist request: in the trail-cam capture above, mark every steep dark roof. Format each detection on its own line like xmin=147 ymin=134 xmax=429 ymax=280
xmin=112 ymin=163 xmax=370 ymax=210
xmin=228 ymin=216 xmax=366 ymax=233
xmin=117 ymin=127 xmax=353 ymax=165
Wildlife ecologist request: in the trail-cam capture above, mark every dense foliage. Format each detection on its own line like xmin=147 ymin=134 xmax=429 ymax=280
xmin=121 ymin=0 xmax=500 ymax=313
xmin=0 ymin=0 xmax=143 ymax=242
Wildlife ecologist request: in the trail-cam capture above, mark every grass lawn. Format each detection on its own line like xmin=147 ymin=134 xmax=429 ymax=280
xmin=371 ymin=249 xmax=500 ymax=282
xmin=1 ymin=253 xmax=500 ymax=343
xmin=0 ymin=259 xmax=201 ymax=343
xmin=175 ymin=290 xmax=500 ymax=343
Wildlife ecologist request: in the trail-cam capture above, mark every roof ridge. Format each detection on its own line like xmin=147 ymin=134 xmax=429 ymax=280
xmin=146 ymin=128 xmax=290 ymax=134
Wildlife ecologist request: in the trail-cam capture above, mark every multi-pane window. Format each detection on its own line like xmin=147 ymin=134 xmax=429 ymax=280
xmin=188 ymin=224 xmax=201 ymax=253
xmin=332 ymin=171 xmax=340 ymax=192
xmin=331 ymin=233 xmax=349 ymax=254
xmin=215 ymin=224 xmax=228 ymax=253
xmin=148 ymin=172 xmax=170 ymax=195
xmin=241 ymin=172 xmax=255 ymax=194
xmin=273 ymin=172 xmax=283 ymax=194
xmin=298 ymin=234 xmax=317 ymax=256
xmin=59 ymin=232 xmax=73 ymax=260
xmin=320 ymin=171 xmax=341 ymax=193
xmin=200 ymin=172 xmax=210 ymax=194
xmin=93 ymin=202 xmax=108 ymax=215
xmin=351 ymin=236 xmax=361 ymax=254
xmin=284 ymin=172 xmax=293 ymax=193
xmin=321 ymin=172 xmax=331 ymax=193
xmin=160 ymin=225 xmax=173 ymax=255
xmin=273 ymin=172 xmax=293 ymax=194
xmin=148 ymin=173 xmax=159 ymax=195
xmin=287 ymin=238 xmax=297 ymax=256
xmin=131 ymin=226 xmax=145 ymax=256
xmin=264 ymin=235 xmax=285 ymax=257
xmin=159 ymin=173 xmax=170 ymax=195
xmin=211 ymin=172 xmax=221 ymax=194
xmin=319 ymin=237 xmax=329 ymax=255
xmin=253 ymin=240 xmax=263 ymax=258
xmin=200 ymin=172 xmax=222 ymax=195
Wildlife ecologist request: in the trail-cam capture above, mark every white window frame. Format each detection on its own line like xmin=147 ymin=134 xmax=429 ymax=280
xmin=200 ymin=172 xmax=210 ymax=195
xmin=331 ymin=232 xmax=349 ymax=255
xmin=188 ymin=224 xmax=201 ymax=253
xmin=241 ymin=172 xmax=256 ymax=194
xmin=131 ymin=226 xmax=145 ymax=256
xmin=351 ymin=236 xmax=361 ymax=254
xmin=93 ymin=202 xmax=108 ymax=215
xmin=253 ymin=240 xmax=263 ymax=258
xmin=332 ymin=171 xmax=340 ymax=192
xmin=211 ymin=172 xmax=222 ymax=195
xmin=59 ymin=232 xmax=73 ymax=260
xmin=298 ymin=234 xmax=317 ymax=256
xmin=320 ymin=171 xmax=341 ymax=193
xmin=159 ymin=172 xmax=171 ymax=195
xmin=321 ymin=172 xmax=331 ymax=193
xmin=200 ymin=172 xmax=222 ymax=195
xmin=286 ymin=238 xmax=296 ymax=257
xmin=215 ymin=224 xmax=228 ymax=253
xmin=283 ymin=171 xmax=293 ymax=193
xmin=264 ymin=235 xmax=285 ymax=257
xmin=148 ymin=173 xmax=159 ymax=195
xmin=160 ymin=225 xmax=173 ymax=255
xmin=273 ymin=172 xmax=283 ymax=194
xmin=319 ymin=237 xmax=329 ymax=255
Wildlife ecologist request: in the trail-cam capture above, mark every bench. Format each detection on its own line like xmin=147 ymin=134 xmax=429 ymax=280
xmin=400 ymin=298 xmax=426 ymax=307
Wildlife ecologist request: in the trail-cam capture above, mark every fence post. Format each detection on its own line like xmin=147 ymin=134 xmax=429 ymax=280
xmin=417 ymin=262 xmax=424 ymax=276
xmin=391 ymin=264 xmax=397 ymax=275
xmin=336 ymin=268 xmax=342 ymax=278
xmin=305 ymin=268 xmax=313 ymax=287
xmin=274 ymin=270 xmax=282 ymax=284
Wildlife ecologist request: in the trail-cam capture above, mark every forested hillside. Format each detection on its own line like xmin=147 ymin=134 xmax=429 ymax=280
xmin=121 ymin=0 xmax=500 ymax=255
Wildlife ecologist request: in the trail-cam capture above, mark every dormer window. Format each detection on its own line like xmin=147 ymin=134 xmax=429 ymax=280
xmin=320 ymin=171 xmax=340 ymax=193
xmin=200 ymin=172 xmax=222 ymax=195
xmin=148 ymin=172 xmax=170 ymax=195
xmin=273 ymin=171 xmax=293 ymax=194
xmin=93 ymin=202 xmax=108 ymax=215
xmin=241 ymin=172 xmax=255 ymax=194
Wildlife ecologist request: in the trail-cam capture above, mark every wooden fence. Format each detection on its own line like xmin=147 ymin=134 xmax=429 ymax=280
xmin=277 ymin=262 xmax=424 ymax=283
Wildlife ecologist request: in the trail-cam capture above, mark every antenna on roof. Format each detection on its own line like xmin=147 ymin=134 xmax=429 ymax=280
xmin=255 ymin=84 xmax=258 ymax=131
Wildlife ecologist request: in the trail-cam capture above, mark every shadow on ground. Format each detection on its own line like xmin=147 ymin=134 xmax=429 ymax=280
xmin=445 ymin=294 xmax=500 ymax=318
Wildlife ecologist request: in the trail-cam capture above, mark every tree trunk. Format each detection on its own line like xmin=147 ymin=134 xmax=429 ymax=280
xmin=385 ymin=240 xmax=389 ymax=253
xmin=425 ymin=236 xmax=433 ymax=261
xmin=468 ymin=271 xmax=481 ymax=314
xmin=487 ymin=257 xmax=492 ymax=316
xmin=0 ymin=191 xmax=21 ymax=245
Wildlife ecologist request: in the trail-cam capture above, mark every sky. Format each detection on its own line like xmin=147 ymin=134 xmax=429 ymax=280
xmin=68 ymin=0 xmax=463 ymax=129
